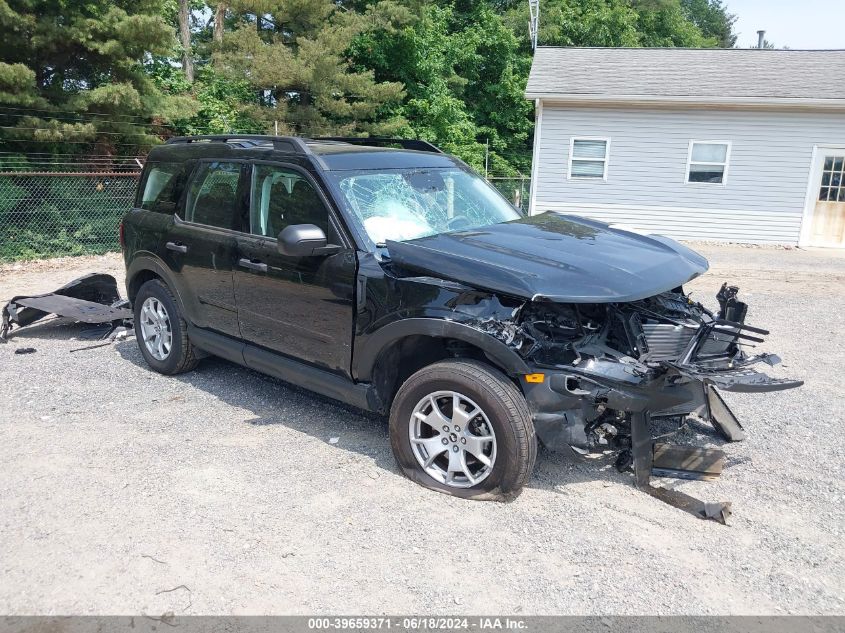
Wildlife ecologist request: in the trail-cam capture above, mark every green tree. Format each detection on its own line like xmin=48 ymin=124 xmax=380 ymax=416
xmin=205 ymin=0 xmax=408 ymax=136
xmin=351 ymin=2 xmax=533 ymax=173
xmin=510 ymin=0 xmax=642 ymax=47
xmin=0 ymin=0 xmax=195 ymax=156
xmin=501 ymin=0 xmax=725 ymax=49
xmin=636 ymin=0 xmax=717 ymax=47
xmin=178 ymin=0 xmax=195 ymax=82
xmin=680 ymin=0 xmax=737 ymax=47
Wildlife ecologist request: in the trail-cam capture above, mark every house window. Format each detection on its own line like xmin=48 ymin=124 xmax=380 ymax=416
xmin=819 ymin=156 xmax=845 ymax=202
xmin=569 ymin=138 xmax=609 ymax=180
xmin=686 ymin=141 xmax=731 ymax=184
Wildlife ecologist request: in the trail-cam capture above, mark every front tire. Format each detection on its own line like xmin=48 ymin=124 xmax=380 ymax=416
xmin=389 ymin=360 xmax=536 ymax=501
xmin=133 ymin=279 xmax=198 ymax=375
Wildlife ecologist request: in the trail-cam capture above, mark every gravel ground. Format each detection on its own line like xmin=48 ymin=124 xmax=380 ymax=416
xmin=0 ymin=245 xmax=844 ymax=616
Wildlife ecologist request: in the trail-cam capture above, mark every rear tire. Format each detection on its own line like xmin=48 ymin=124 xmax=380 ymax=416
xmin=389 ymin=359 xmax=536 ymax=501
xmin=133 ymin=279 xmax=198 ymax=375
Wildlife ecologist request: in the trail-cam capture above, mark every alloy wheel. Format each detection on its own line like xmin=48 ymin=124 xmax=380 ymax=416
xmin=409 ymin=390 xmax=497 ymax=488
xmin=139 ymin=296 xmax=173 ymax=361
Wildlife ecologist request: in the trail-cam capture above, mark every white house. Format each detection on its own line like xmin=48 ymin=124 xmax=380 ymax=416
xmin=525 ymin=48 xmax=845 ymax=247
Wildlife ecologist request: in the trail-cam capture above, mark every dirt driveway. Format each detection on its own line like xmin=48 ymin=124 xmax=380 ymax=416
xmin=1 ymin=245 xmax=844 ymax=615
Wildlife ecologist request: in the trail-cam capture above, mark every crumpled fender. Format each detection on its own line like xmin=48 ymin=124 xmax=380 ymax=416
xmin=353 ymin=317 xmax=531 ymax=382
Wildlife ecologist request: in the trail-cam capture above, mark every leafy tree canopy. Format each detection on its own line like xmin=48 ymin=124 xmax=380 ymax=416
xmin=0 ymin=0 xmax=196 ymax=156
xmin=680 ymin=0 xmax=736 ymax=48
xmin=499 ymin=0 xmax=724 ymax=48
xmin=1 ymin=0 xmax=738 ymax=172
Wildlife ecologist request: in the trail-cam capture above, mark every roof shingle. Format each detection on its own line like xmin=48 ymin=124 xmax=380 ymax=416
xmin=525 ymin=48 xmax=845 ymax=104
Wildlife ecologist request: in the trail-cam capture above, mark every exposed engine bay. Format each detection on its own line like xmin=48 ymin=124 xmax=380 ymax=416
xmin=503 ymin=283 xmax=801 ymax=450
xmin=440 ymin=281 xmax=803 ymax=522
xmin=424 ymin=274 xmax=803 ymax=451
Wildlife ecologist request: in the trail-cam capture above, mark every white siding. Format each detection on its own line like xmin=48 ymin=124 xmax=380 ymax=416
xmin=532 ymin=105 xmax=845 ymax=244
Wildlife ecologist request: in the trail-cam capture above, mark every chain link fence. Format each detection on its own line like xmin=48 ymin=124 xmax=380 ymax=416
xmin=0 ymin=159 xmax=140 ymax=262
xmin=488 ymin=176 xmax=531 ymax=212
xmin=0 ymin=157 xmax=530 ymax=263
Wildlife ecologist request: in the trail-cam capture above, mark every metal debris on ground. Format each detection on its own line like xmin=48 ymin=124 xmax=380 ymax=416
xmin=69 ymin=325 xmax=135 ymax=353
xmin=14 ymin=347 xmax=36 ymax=355
xmin=651 ymin=442 xmax=726 ymax=482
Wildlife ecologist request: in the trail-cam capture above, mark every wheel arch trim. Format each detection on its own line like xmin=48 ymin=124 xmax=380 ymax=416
xmin=126 ymin=254 xmax=187 ymax=313
xmin=354 ymin=318 xmax=531 ymax=381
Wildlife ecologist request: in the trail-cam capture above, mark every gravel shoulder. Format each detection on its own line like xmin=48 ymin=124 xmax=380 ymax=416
xmin=0 ymin=245 xmax=843 ymax=616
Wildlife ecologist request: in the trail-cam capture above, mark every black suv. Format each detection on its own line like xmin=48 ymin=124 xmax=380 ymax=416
xmin=123 ymin=134 xmax=800 ymax=504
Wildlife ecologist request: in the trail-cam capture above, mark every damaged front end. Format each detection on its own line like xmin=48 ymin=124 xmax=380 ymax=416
xmin=517 ymin=283 xmax=802 ymax=448
xmin=381 ymin=214 xmax=800 ymax=520
xmin=474 ymin=283 xmax=802 ymax=523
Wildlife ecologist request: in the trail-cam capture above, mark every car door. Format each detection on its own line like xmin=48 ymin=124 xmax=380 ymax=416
xmin=161 ymin=160 xmax=245 ymax=337
xmin=233 ymin=161 xmax=357 ymax=376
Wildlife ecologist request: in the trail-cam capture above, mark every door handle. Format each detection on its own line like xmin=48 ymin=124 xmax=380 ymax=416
xmin=239 ymin=258 xmax=268 ymax=272
xmin=166 ymin=241 xmax=188 ymax=253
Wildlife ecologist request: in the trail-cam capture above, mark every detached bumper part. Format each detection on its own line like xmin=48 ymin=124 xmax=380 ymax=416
xmin=705 ymin=384 xmax=746 ymax=442
xmin=1 ymin=273 xmax=132 ymax=341
xmin=675 ymin=363 xmax=804 ymax=393
xmin=651 ymin=442 xmax=725 ymax=481
xmin=631 ymin=412 xmax=732 ymax=525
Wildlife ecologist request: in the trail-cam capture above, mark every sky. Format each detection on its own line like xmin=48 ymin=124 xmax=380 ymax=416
xmin=726 ymin=0 xmax=845 ymax=49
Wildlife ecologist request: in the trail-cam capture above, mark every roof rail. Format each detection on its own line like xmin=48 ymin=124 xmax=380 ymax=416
xmin=311 ymin=137 xmax=443 ymax=154
xmin=164 ymin=135 xmax=312 ymax=154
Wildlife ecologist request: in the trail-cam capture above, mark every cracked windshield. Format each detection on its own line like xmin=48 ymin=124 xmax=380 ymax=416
xmin=330 ymin=168 xmax=520 ymax=245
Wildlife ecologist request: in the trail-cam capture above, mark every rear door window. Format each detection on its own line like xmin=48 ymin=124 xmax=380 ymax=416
xmin=184 ymin=161 xmax=242 ymax=229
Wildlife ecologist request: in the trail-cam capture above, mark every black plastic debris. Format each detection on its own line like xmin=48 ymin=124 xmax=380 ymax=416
xmin=1 ymin=273 xmax=132 ymax=341
xmin=705 ymin=385 xmax=747 ymax=442
xmin=630 ymin=411 xmax=732 ymax=525
xmin=14 ymin=347 xmax=36 ymax=355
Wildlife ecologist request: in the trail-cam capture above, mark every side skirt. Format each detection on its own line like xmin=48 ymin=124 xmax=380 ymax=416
xmin=187 ymin=325 xmax=381 ymax=413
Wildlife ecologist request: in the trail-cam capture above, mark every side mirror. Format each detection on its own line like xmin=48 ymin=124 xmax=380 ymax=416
xmin=278 ymin=224 xmax=332 ymax=257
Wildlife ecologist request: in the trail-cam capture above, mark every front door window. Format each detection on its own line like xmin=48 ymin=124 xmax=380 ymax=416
xmin=250 ymin=165 xmax=329 ymax=238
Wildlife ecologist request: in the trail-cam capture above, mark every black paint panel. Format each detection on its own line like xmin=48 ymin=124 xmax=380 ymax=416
xmin=386 ymin=213 xmax=709 ymax=303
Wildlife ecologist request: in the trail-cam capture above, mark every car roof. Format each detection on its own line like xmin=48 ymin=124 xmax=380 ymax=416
xmin=146 ymin=136 xmax=459 ymax=171
xmin=310 ymin=145 xmax=458 ymax=170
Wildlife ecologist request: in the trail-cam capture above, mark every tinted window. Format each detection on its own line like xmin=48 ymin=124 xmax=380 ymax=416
xmin=138 ymin=162 xmax=186 ymax=214
xmin=250 ymin=165 xmax=329 ymax=238
xmin=184 ymin=161 xmax=241 ymax=228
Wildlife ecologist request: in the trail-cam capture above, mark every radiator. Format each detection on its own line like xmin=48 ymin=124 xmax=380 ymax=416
xmin=641 ymin=322 xmax=698 ymax=361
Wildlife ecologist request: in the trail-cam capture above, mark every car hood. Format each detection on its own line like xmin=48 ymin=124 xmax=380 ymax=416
xmin=385 ymin=212 xmax=709 ymax=303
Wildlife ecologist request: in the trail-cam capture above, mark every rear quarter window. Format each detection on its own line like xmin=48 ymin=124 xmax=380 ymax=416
xmin=137 ymin=162 xmax=187 ymax=214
